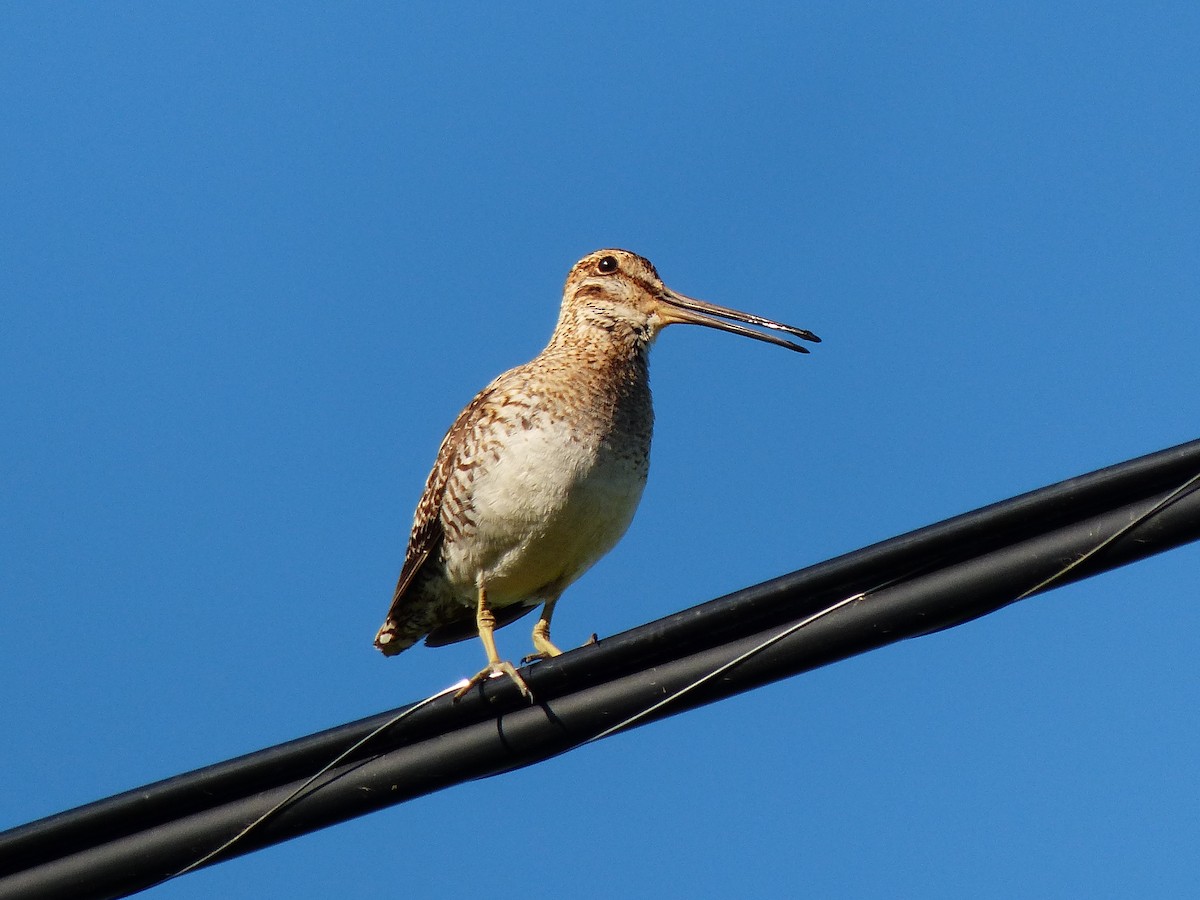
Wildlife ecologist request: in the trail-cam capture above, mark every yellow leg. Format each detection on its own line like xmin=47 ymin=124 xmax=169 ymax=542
xmin=530 ymin=597 xmax=563 ymax=659
xmin=453 ymin=586 xmax=531 ymax=701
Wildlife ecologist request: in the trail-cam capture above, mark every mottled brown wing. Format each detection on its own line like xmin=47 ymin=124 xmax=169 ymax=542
xmin=379 ymin=382 xmax=501 ymax=628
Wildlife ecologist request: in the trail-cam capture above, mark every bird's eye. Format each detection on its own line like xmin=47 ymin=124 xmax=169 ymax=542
xmin=597 ymin=255 xmax=619 ymax=274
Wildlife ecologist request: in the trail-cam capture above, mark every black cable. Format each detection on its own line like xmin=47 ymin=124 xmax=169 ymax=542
xmin=2 ymin=437 xmax=1198 ymax=900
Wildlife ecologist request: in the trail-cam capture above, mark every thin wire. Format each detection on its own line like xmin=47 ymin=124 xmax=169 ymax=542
xmin=1015 ymin=469 xmax=1200 ymax=601
xmin=583 ymin=467 xmax=1200 ymax=746
xmin=577 ymin=566 xmax=942 ymax=745
xmin=165 ymin=678 xmax=469 ymax=882
xmin=583 ymin=591 xmax=866 ymax=744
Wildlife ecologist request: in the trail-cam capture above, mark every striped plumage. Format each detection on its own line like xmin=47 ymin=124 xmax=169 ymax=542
xmin=374 ymin=249 xmax=818 ymax=698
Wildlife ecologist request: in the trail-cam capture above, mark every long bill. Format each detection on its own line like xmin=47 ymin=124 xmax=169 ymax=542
xmin=656 ymin=288 xmax=821 ymax=353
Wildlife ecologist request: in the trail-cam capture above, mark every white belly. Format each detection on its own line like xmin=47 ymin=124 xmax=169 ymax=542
xmin=442 ymin=418 xmax=648 ymax=607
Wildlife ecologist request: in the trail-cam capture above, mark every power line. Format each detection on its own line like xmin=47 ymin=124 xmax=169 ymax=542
xmin=2 ymin=437 xmax=1199 ymax=900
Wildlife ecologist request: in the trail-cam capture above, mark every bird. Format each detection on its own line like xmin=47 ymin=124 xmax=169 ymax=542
xmin=374 ymin=248 xmax=819 ymax=700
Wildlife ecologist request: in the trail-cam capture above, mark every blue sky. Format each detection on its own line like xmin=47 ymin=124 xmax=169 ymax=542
xmin=3 ymin=3 xmax=1199 ymax=897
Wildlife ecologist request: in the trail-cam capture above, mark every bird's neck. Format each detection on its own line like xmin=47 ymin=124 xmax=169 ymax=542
xmin=545 ymin=302 xmax=656 ymax=357
xmin=543 ymin=313 xmax=654 ymax=380
xmin=536 ymin=315 xmax=654 ymax=433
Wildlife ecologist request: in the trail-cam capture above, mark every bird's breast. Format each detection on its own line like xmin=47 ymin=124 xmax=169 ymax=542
xmin=442 ymin=405 xmax=652 ymax=605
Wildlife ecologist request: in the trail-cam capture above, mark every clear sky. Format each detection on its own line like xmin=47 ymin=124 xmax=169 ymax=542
xmin=3 ymin=4 xmax=1199 ymax=898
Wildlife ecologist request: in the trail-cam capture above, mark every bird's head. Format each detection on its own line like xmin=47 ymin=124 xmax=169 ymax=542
xmin=554 ymin=248 xmax=820 ymax=353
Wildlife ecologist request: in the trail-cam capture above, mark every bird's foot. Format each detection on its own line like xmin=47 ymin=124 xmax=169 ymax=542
xmin=522 ymin=643 xmax=561 ymax=665
xmin=453 ymin=660 xmax=531 ymax=702
xmin=522 ymin=633 xmax=598 ymax=664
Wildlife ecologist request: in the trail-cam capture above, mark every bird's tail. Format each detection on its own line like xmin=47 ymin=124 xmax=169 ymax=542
xmin=374 ymin=620 xmax=419 ymax=657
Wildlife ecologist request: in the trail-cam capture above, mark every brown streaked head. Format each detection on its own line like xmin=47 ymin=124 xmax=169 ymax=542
xmin=557 ymin=248 xmax=820 ymax=352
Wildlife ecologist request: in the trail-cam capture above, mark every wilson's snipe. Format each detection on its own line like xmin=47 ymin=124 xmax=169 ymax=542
xmin=374 ymin=249 xmax=819 ymax=699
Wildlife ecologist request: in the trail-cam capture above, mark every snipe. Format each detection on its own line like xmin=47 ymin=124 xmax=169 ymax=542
xmin=374 ymin=249 xmax=819 ymax=699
